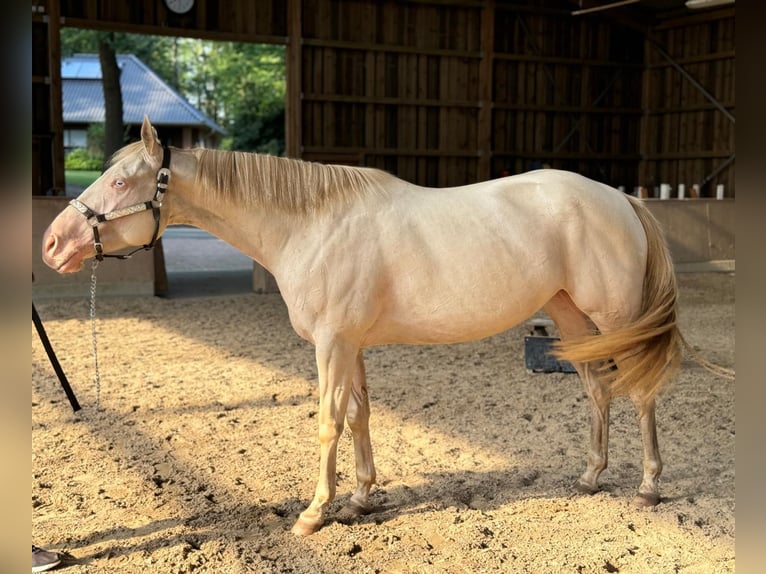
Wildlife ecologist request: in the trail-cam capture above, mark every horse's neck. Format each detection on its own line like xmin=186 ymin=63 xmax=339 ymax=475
xmin=167 ymin=181 xmax=292 ymax=273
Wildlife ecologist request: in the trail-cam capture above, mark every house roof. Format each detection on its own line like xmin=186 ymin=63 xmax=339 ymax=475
xmin=62 ymin=53 xmax=225 ymax=135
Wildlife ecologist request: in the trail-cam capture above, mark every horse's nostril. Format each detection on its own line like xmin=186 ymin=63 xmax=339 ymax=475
xmin=43 ymin=232 xmax=58 ymax=256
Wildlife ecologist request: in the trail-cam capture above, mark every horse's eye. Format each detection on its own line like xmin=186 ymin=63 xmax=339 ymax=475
xmin=112 ymin=179 xmax=127 ymax=189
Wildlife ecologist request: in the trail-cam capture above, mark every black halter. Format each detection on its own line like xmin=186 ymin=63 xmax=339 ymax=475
xmin=69 ymin=146 xmax=171 ymax=261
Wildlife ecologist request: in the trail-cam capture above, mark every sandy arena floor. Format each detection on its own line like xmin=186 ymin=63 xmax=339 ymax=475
xmin=32 ymin=272 xmax=734 ymax=573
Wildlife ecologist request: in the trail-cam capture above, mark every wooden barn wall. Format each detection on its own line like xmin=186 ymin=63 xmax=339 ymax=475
xmin=57 ymin=0 xmax=288 ymax=41
xmin=34 ymin=0 xmax=735 ymax=195
xmin=33 ymin=0 xmax=64 ymax=195
xmin=298 ymin=0 xmax=646 ymax=188
xmin=298 ymin=0 xmax=486 ymax=187
xmin=492 ymin=3 xmax=644 ymax=187
xmin=640 ymin=9 xmax=735 ymax=198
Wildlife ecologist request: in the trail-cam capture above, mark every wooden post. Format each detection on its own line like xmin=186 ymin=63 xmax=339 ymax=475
xmin=48 ymin=0 xmax=65 ymax=195
xmin=477 ymin=0 xmax=495 ymax=182
xmin=286 ymin=0 xmax=303 ymax=159
xmin=638 ymin=33 xmax=653 ymax=189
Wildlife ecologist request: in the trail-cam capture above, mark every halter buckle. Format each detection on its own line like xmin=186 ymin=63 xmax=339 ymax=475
xmin=94 ymin=241 xmax=104 ymax=261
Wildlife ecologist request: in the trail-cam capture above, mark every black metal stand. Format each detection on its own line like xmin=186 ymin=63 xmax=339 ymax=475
xmin=32 ymin=303 xmax=81 ymax=412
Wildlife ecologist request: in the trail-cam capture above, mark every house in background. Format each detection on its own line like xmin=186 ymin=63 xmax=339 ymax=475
xmin=62 ymin=53 xmax=225 ymax=154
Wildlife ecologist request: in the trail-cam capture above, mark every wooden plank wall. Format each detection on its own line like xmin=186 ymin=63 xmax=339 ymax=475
xmin=33 ymin=0 xmax=64 ymax=195
xmin=299 ymin=0 xmax=486 ymax=187
xmin=298 ymin=0 xmax=646 ymax=188
xmin=37 ymin=0 xmax=736 ymax=195
xmin=492 ymin=3 xmax=644 ymax=187
xmin=640 ymin=8 xmax=735 ymax=198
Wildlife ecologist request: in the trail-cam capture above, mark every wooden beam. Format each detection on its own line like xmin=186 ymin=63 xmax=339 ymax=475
xmin=642 ymin=151 xmax=734 ymax=160
xmin=302 ymin=93 xmax=481 ymax=109
xmin=477 ymin=0 xmax=494 ymax=181
xmin=646 ymin=49 xmax=735 ymax=68
xmin=302 ymin=146 xmax=481 ymax=158
xmin=493 ymin=103 xmax=642 ymax=114
xmin=653 ymin=6 xmax=735 ymax=30
xmin=571 ymin=0 xmax=640 ymax=17
xmin=493 ymin=150 xmax=642 ymax=161
xmin=48 ymin=0 xmax=65 ymax=195
xmin=647 ymin=102 xmax=735 ymax=114
xmin=301 ymin=37 xmax=482 ymax=59
xmin=492 ymin=52 xmax=642 ymax=68
xmin=286 ymin=0 xmax=302 ymax=158
xmin=60 ymin=17 xmax=288 ymax=45
xmin=638 ymin=34 xmax=652 ymax=186
xmin=649 ymin=39 xmax=735 ymax=124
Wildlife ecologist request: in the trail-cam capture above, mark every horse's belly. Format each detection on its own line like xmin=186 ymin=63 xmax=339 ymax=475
xmin=363 ymin=276 xmax=559 ymax=346
xmin=363 ymin=312 xmax=526 ymax=346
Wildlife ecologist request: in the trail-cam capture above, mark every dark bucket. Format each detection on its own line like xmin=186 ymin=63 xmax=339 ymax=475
xmin=523 ymin=336 xmax=577 ymax=374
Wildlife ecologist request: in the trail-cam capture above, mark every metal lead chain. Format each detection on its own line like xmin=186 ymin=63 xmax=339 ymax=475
xmin=89 ymin=259 xmax=102 ymax=410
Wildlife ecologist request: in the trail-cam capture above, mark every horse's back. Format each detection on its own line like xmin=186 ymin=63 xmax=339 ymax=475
xmin=352 ymin=169 xmax=647 ymax=345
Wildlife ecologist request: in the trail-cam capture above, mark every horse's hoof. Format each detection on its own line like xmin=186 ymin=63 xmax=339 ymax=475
xmin=291 ymin=517 xmax=323 ymax=536
xmin=574 ymin=479 xmax=600 ymax=495
xmin=345 ymin=499 xmax=372 ymax=517
xmin=633 ymin=492 xmax=660 ymax=507
xmin=335 ymin=500 xmax=372 ymax=525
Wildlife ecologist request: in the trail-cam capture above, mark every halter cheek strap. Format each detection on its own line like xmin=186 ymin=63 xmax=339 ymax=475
xmin=69 ymin=146 xmax=171 ymax=261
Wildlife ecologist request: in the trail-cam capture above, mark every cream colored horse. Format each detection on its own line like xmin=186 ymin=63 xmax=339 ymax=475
xmin=43 ymin=117 xmax=685 ymax=536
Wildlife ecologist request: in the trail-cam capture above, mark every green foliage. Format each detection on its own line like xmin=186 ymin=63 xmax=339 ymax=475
xmin=224 ymin=107 xmax=285 ymax=155
xmin=64 ymin=148 xmax=103 ymax=171
xmin=172 ymin=41 xmax=286 ymax=154
xmin=65 ymin=170 xmax=101 ymax=187
xmin=60 ymin=29 xmax=286 ymax=154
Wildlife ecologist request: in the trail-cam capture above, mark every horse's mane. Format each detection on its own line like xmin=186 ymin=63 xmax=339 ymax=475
xmin=193 ymin=149 xmax=393 ymax=216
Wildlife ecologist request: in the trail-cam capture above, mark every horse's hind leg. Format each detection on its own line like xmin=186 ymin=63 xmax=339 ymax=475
xmin=629 ymin=390 xmax=662 ymax=506
xmin=544 ymin=291 xmax=611 ymax=496
xmin=344 ymin=351 xmax=377 ymax=516
xmin=547 ymin=291 xmax=663 ymax=507
xmin=576 ymin=367 xmax=611 ymax=495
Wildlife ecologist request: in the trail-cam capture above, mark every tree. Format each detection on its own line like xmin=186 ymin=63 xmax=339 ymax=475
xmin=175 ymin=42 xmax=286 ymax=154
xmin=98 ymin=34 xmax=124 ymax=160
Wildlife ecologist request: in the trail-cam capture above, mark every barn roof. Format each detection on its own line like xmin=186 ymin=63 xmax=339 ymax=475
xmin=62 ymin=53 xmax=225 ymax=135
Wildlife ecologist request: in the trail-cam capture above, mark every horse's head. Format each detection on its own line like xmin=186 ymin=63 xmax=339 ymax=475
xmin=43 ymin=117 xmax=171 ymax=273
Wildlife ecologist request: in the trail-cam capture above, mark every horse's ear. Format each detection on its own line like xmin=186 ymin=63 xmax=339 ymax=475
xmin=140 ymin=116 xmax=162 ymax=163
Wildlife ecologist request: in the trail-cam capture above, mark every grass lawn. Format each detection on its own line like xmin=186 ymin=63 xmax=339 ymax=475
xmin=65 ymin=170 xmax=101 ymax=188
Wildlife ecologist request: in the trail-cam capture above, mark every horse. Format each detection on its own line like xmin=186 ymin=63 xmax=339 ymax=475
xmin=43 ymin=116 xmax=687 ymax=536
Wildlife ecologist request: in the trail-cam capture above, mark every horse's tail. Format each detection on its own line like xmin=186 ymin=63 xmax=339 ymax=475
xmin=554 ymin=195 xmax=732 ymax=399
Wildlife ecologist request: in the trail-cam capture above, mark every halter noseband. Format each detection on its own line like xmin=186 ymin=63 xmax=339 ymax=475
xmin=69 ymin=146 xmax=171 ymax=261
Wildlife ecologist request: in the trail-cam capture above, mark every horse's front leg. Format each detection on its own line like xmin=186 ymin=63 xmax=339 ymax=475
xmin=291 ymin=336 xmax=357 ymax=536
xmin=344 ymin=351 xmax=376 ymax=516
xmin=630 ymin=394 xmax=662 ymax=506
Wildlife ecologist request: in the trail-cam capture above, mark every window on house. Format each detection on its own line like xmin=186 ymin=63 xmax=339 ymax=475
xmin=64 ymin=129 xmax=88 ymax=151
